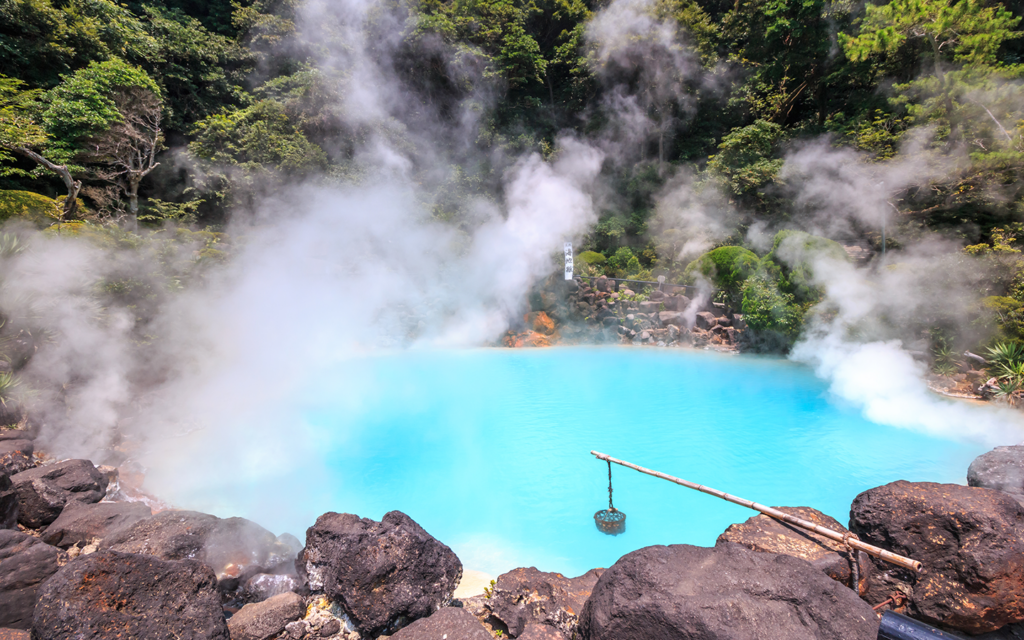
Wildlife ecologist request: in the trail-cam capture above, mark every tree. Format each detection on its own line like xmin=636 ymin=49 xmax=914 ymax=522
xmin=725 ymin=0 xmax=833 ymax=125
xmin=43 ymin=60 xmax=164 ymax=230
xmin=842 ymin=0 xmax=1021 ymax=72
xmin=841 ymin=0 xmax=1021 ymax=146
xmin=0 ymin=76 xmax=81 ymax=220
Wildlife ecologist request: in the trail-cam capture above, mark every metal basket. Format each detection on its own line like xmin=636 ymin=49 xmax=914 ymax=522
xmin=595 ymin=508 xmax=626 ymax=535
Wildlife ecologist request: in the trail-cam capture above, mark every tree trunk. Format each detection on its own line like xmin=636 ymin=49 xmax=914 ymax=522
xmin=11 ymin=147 xmax=81 ymax=220
xmin=127 ymin=177 xmax=140 ymax=232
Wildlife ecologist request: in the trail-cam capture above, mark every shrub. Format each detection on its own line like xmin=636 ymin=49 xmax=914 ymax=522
xmin=737 ymin=270 xmax=808 ymax=352
xmin=763 ymin=230 xmax=848 ymax=304
xmin=607 ymin=246 xmax=635 ymax=275
xmin=578 ymin=251 xmax=606 ymax=265
xmin=682 ymin=246 xmax=760 ymax=294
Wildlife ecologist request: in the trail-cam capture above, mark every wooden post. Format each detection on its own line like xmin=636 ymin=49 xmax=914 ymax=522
xmin=590 ymin=450 xmax=923 ymax=573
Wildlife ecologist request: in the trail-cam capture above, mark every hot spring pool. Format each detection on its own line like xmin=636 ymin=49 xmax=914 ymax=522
xmin=159 ymin=347 xmax=993 ymax=578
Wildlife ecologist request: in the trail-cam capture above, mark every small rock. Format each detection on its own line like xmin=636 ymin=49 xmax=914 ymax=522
xmin=41 ymin=501 xmax=151 ymax=549
xmin=11 ymin=459 xmax=107 ymax=529
xmin=658 ymin=311 xmax=684 ymax=327
xmin=716 ymin=506 xmax=871 ymax=593
xmin=297 ymin=510 xmax=462 ymax=637
xmin=319 ymin=619 xmax=341 ymax=636
xmin=488 ymin=567 xmax=603 ymax=638
xmin=228 ymin=591 xmax=305 ymax=640
xmin=518 ymin=623 xmax=564 ymax=640
xmin=0 ymin=440 xmax=33 ymax=476
xmin=388 ymin=607 xmax=492 ymax=640
xmin=32 ymin=549 xmax=229 ymax=639
xmin=0 ymin=469 xmax=16 ymax=529
xmin=0 ymin=530 xmax=63 ymax=630
xmin=244 ymin=573 xmax=303 ymax=602
xmin=639 ymin=331 xmax=650 ymax=341
xmin=968 ymin=445 xmax=1024 ymax=500
xmin=285 ymin=620 xmax=309 ymax=639
xmin=694 ymin=311 xmax=717 ymax=331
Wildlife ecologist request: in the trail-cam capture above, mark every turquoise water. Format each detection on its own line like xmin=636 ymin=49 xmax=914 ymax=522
xmin=275 ymin=347 xmax=987 ymax=577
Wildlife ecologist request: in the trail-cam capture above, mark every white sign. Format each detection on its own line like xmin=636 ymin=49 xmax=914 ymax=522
xmin=564 ymin=242 xmax=574 ymax=280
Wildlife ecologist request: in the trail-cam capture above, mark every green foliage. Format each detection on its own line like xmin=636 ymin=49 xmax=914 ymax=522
xmin=606 ymin=246 xmax=635 ymax=276
xmin=0 ymin=371 xmax=21 ymax=408
xmin=0 ymin=0 xmax=159 ymax=88
xmin=740 ymin=269 xmax=805 ymax=349
xmin=706 ymin=121 xmax=785 ymax=204
xmin=682 ymin=246 xmax=760 ymax=293
xmin=577 ymin=250 xmax=606 ymax=265
xmin=763 ymin=229 xmax=848 ymax=304
xmin=0 ymin=75 xmax=46 ymax=174
xmin=140 ymin=5 xmax=252 ymax=132
xmin=842 ymin=0 xmax=1021 ymax=68
xmin=0 ymin=189 xmax=58 ymax=226
xmin=42 ymin=59 xmax=161 ymax=163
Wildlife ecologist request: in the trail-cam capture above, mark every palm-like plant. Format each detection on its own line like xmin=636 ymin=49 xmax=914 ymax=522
xmin=0 ymin=371 xmax=21 ymax=408
xmin=986 ymin=341 xmax=1024 ymax=405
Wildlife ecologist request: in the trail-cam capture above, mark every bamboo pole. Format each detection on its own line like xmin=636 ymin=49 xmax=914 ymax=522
xmin=590 ymin=450 xmax=923 ymax=573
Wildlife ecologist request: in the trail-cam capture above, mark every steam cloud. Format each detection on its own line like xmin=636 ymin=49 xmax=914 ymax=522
xmin=1 ymin=0 xmax=1021 ymax=543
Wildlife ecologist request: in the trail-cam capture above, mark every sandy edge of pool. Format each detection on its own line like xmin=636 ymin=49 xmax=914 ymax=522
xmin=454 ymin=569 xmax=495 ymax=598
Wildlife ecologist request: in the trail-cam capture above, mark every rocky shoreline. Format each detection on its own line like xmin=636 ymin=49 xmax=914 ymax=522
xmin=502 ymin=275 xmax=744 ymax=350
xmin=4 ymin=418 xmax=1024 ymax=639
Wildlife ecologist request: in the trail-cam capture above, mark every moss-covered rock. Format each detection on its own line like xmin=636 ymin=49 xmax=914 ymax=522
xmin=682 ymin=246 xmax=760 ymax=293
xmin=0 ymin=190 xmax=59 ymax=227
xmin=578 ymin=251 xmax=606 ymax=265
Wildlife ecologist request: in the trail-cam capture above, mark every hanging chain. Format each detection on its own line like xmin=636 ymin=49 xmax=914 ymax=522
xmin=607 ymin=460 xmax=616 ymax=511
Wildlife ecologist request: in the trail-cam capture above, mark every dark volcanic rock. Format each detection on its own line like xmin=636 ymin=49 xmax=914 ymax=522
xmin=0 ymin=439 xmax=33 ymax=476
xmin=488 ymin=567 xmax=603 ymax=638
xmin=577 ymin=543 xmax=878 ymax=640
xmin=0 ymin=629 xmax=30 ymax=640
xmin=969 ymin=445 xmax=1024 ymax=500
xmin=227 ymin=591 xmax=304 ymax=640
xmin=388 ymin=607 xmax=492 ymax=640
xmin=42 ymin=500 xmax=151 ymax=549
xmin=244 ymin=573 xmax=303 ymax=602
xmin=102 ymin=510 xmax=288 ymax=584
xmin=717 ymin=506 xmax=871 ymax=593
xmin=518 ymin=623 xmax=565 ymax=640
xmin=297 ymin=510 xmax=462 ymax=636
xmin=32 ymin=549 xmax=229 ymax=640
xmin=10 ymin=459 xmax=107 ymax=529
xmin=694 ymin=311 xmax=717 ymax=330
xmin=0 ymin=530 xmax=62 ymax=630
xmin=0 ymin=469 xmax=16 ymax=529
xmin=850 ymin=480 xmax=1024 ymax=634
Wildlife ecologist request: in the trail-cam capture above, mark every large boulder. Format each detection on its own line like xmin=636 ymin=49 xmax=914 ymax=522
xmin=850 ymin=480 xmax=1024 ymax=634
xmin=0 ymin=469 xmax=16 ymax=529
xmin=32 ymin=549 xmax=229 ymax=640
xmin=716 ymin=506 xmax=870 ymax=593
xmin=42 ymin=500 xmax=152 ymax=549
xmin=227 ymin=591 xmax=304 ymax=640
xmin=488 ymin=567 xmax=603 ymax=638
xmin=388 ymin=607 xmax=492 ymax=640
xmin=0 ymin=530 xmax=63 ymax=630
xmin=0 ymin=439 xmax=33 ymax=476
xmin=968 ymin=446 xmax=1024 ymax=502
xmin=10 ymin=460 xmax=107 ymax=529
xmin=297 ymin=510 xmax=462 ymax=636
xmin=101 ymin=510 xmax=293 ymax=585
xmin=577 ymin=543 xmax=878 ymax=640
